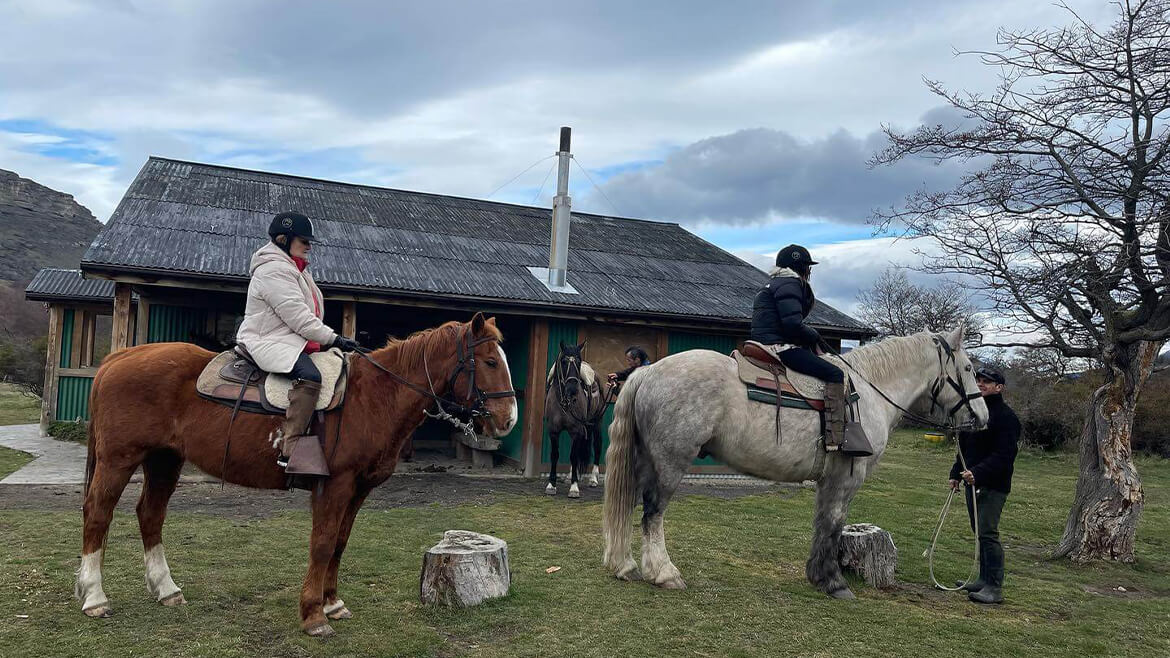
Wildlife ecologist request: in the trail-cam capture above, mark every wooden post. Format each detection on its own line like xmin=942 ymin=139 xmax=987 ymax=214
xmin=79 ymin=311 xmax=96 ymax=367
xmin=521 ymin=319 xmax=549 ymax=477
xmin=40 ymin=305 xmax=63 ymax=433
xmin=341 ymin=301 xmax=357 ymax=339
xmin=112 ymin=283 xmax=133 ymax=352
xmin=656 ymin=329 xmax=670 ymax=361
xmin=68 ymin=309 xmax=84 ymax=369
xmin=134 ymin=296 xmax=151 ymax=346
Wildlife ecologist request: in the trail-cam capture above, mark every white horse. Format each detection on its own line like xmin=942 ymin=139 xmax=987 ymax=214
xmin=601 ymin=327 xmax=988 ymax=598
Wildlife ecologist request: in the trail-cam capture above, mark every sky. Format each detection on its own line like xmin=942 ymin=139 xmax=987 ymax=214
xmin=0 ymin=0 xmax=1119 ymax=317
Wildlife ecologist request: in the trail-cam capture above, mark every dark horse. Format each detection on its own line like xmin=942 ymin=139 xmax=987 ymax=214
xmin=75 ymin=314 xmax=517 ymax=637
xmin=544 ymin=341 xmax=605 ymax=498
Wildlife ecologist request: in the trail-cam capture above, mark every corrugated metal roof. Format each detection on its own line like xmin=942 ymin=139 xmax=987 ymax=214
xmin=81 ymin=157 xmax=875 ymax=334
xmin=25 ymin=268 xmax=118 ymax=301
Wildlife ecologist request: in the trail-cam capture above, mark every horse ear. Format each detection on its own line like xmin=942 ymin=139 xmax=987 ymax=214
xmin=560 ymin=340 xmax=567 ymax=352
xmin=578 ymin=340 xmax=587 ymax=354
xmin=471 ymin=312 xmax=485 ymax=335
xmin=948 ymin=323 xmax=965 ymax=348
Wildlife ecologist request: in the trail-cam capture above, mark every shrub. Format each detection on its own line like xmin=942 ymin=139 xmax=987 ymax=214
xmin=47 ymin=420 xmax=88 ymax=444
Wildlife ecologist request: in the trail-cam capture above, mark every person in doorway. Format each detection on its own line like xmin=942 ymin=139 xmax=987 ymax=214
xmin=948 ymin=366 xmax=1020 ymax=604
xmin=607 ymin=346 xmax=651 ymax=387
xmin=748 ymin=244 xmax=872 ymax=456
xmin=235 ymin=211 xmax=361 ymax=469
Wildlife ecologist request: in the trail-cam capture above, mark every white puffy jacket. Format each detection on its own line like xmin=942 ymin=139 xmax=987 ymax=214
xmin=235 ymin=242 xmax=338 ymax=373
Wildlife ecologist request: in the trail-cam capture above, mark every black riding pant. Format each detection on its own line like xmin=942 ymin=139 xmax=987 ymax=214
xmin=965 ymin=486 xmax=1008 ymax=587
xmin=287 ymin=352 xmax=322 ymax=383
xmin=777 ymin=347 xmax=844 ymax=383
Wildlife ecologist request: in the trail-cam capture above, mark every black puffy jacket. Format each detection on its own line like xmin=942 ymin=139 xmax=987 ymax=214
xmin=749 ymin=271 xmax=821 ymax=347
xmin=949 ymin=394 xmax=1021 ymax=494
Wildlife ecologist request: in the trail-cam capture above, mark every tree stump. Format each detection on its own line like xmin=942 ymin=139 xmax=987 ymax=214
xmin=419 ymin=530 xmax=510 ymax=607
xmin=838 ymin=523 xmax=897 ymax=589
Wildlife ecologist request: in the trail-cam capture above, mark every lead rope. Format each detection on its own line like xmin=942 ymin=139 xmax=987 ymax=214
xmin=924 ymin=430 xmax=980 ymax=591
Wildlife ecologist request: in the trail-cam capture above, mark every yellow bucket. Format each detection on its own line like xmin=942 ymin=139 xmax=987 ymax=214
xmin=923 ymin=433 xmax=945 ymax=443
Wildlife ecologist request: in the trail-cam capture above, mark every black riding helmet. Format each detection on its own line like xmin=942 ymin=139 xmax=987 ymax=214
xmin=775 ymin=244 xmax=818 ymax=271
xmin=268 ymin=211 xmax=317 ymax=244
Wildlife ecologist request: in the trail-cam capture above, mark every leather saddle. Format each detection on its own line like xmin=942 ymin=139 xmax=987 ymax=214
xmin=195 ymin=346 xmax=349 ymax=416
xmin=734 ymin=341 xmax=857 ymax=412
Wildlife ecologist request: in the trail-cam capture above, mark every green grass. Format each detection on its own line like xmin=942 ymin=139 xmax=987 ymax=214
xmin=0 ymin=430 xmax=1167 ymax=657
xmin=0 ymin=383 xmax=40 ymax=426
xmin=0 ymin=445 xmax=33 ymax=480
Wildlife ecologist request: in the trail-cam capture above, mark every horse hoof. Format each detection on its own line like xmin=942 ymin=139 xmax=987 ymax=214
xmin=588 ymin=476 xmax=599 ymax=487
xmin=325 ymin=601 xmax=352 ymax=620
xmin=305 ymin=622 xmax=336 ymax=638
xmin=159 ymin=592 xmax=186 ymax=607
xmin=83 ymin=604 xmax=112 ymax=618
xmin=658 ymin=576 xmax=687 ymax=590
xmin=615 ymin=565 xmax=642 ymax=581
xmin=568 ymin=485 xmax=580 ymax=498
xmin=545 ymin=484 xmax=556 ymax=495
xmin=829 ymin=588 xmax=856 ymax=600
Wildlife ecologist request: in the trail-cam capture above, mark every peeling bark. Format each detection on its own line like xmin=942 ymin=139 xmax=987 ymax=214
xmin=1054 ymin=341 xmax=1161 ymax=563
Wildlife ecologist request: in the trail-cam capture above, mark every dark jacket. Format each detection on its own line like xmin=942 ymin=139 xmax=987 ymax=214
xmin=612 ymin=360 xmax=650 ymax=383
xmin=950 ymin=393 xmax=1021 ymax=494
xmin=750 ymin=270 xmax=821 ymax=347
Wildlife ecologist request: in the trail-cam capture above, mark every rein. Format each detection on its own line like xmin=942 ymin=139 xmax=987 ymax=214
xmin=355 ymin=330 xmax=516 ymax=437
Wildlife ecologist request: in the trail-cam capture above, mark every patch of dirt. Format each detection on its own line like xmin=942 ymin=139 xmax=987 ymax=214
xmin=0 ymin=473 xmax=792 ymax=519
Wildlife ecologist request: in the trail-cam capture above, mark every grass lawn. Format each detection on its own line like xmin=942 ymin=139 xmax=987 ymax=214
xmin=0 ymin=430 xmax=1166 ymax=657
xmin=0 ymin=445 xmax=33 ymax=480
xmin=0 ymin=383 xmax=40 ymax=426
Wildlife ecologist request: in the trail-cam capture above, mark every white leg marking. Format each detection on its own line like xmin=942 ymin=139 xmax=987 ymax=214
xmin=568 ymin=482 xmax=581 ymax=498
xmin=545 ymin=482 xmax=556 ymax=495
xmin=641 ymin=516 xmax=684 ymax=588
xmin=589 ymin=464 xmax=600 ymax=487
xmin=324 ymin=599 xmax=346 ymax=615
xmin=496 ymin=345 xmax=519 ymax=435
xmin=144 ymin=544 xmax=182 ymax=602
xmin=76 ymin=550 xmax=109 ymax=612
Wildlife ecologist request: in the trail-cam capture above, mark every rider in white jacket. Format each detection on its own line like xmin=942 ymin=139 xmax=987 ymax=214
xmin=235 ymin=211 xmax=360 ymax=468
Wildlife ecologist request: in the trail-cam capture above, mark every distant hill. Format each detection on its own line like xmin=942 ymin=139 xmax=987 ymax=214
xmin=0 ymin=168 xmax=102 ymax=284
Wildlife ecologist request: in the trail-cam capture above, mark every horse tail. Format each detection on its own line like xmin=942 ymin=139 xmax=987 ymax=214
xmin=602 ymin=368 xmax=646 ymax=573
xmin=82 ymin=365 xmax=104 ymax=500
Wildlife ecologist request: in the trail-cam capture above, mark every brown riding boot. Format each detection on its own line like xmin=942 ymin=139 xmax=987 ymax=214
xmin=275 ymin=379 xmax=322 ymax=468
xmin=823 ymin=382 xmax=874 ymax=457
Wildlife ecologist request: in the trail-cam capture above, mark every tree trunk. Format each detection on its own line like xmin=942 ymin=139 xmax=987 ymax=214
xmin=837 ymin=523 xmax=897 ymax=589
xmin=1054 ymin=340 xmax=1161 ymax=563
xmin=419 ymin=530 xmax=510 ymax=607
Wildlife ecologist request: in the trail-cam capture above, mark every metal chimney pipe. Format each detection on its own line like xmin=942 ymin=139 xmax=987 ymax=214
xmin=548 ymin=126 xmax=572 ymax=289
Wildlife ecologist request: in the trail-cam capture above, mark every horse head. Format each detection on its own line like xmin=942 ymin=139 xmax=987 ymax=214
xmin=445 ymin=313 xmax=518 ymax=438
xmin=932 ymin=324 xmax=989 ymax=431
xmin=557 ymin=340 xmax=587 ymax=398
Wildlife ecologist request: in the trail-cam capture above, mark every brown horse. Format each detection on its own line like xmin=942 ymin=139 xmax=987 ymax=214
xmin=75 ymin=313 xmax=517 ymax=637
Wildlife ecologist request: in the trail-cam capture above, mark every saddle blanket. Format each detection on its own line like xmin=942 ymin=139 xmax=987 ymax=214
xmin=196 ymin=348 xmax=348 ymax=412
xmin=547 ymin=361 xmax=597 ymax=388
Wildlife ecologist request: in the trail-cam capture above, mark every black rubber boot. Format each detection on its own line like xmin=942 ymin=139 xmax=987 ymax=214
xmin=968 ymin=552 xmax=1004 ymax=604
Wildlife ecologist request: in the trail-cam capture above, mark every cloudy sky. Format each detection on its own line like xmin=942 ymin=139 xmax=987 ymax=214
xmin=0 ymin=0 xmax=1117 ymax=314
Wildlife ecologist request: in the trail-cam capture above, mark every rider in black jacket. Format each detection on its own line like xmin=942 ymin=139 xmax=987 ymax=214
xmin=749 ymin=244 xmax=872 ymax=456
xmin=948 ymin=366 xmax=1020 ymax=605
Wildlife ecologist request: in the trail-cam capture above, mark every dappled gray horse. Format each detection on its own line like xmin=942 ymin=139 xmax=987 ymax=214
xmin=545 ymin=341 xmax=605 ymax=498
xmin=602 ymin=327 xmax=988 ymax=598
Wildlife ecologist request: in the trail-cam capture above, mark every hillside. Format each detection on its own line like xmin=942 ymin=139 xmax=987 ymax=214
xmin=0 ymin=168 xmax=102 ymax=284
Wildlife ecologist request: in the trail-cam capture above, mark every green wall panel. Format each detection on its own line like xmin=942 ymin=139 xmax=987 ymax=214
xmin=56 ymin=376 xmax=93 ymax=421
xmin=59 ymin=309 xmax=75 ymax=368
xmin=668 ymin=331 xmax=738 ymax=466
xmin=148 ymin=305 xmax=208 ymax=343
xmin=496 ymin=320 xmax=530 ymax=462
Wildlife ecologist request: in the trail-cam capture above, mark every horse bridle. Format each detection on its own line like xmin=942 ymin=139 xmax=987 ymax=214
xmin=548 ymin=349 xmax=603 ymax=424
xmin=829 ymin=334 xmax=983 ymax=432
xmin=356 ymin=328 xmax=516 ymax=434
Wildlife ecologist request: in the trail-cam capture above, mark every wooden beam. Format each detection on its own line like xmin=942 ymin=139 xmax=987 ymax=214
xmin=40 ymin=305 xmax=63 ymax=432
xmin=656 ymin=329 xmax=670 ymax=361
xmin=79 ymin=311 xmax=96 ymax=367
xmin=112 ymin=283 xmax=133 ymax=353
xmin=59 ymin=367 xmax=101 ymax=377
xmin=341 ymin=301 xmax=357 ymax=339
xmin=521 ymin=319 xmax=550 ymax=478
xmin=134 ymin=296 xmax=151 ymax=346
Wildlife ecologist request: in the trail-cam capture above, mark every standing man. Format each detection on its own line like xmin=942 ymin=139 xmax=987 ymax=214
xmin=948 ymin=366 xmax=1021 ymax=604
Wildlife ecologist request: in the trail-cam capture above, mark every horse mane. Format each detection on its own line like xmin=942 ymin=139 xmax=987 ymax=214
xmin=373 ymin=319 xmax=503 ymax=372
xmin=841 ymin=332 xmax=937 ymax=383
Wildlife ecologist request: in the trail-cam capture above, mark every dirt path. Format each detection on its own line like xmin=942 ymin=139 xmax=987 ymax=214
xmin=0 ymin=474 xmax=793 ymax=519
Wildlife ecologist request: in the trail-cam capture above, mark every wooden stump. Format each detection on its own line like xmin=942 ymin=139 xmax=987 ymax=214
xmin=420 ymin=530 xmax=510 ymax=607
xmin=838 ymin=523 xmax=897 ymax=589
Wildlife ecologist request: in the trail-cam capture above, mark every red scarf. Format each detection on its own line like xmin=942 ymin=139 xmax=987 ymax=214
xmin=292 ymin=256 xmax=322 ymax=354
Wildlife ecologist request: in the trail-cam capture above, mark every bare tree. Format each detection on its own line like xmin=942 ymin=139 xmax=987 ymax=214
xmin=872 ymin=0 xmax=1170 ymax=562
xmin=857 ymin=267 xmax=984 ymax=338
